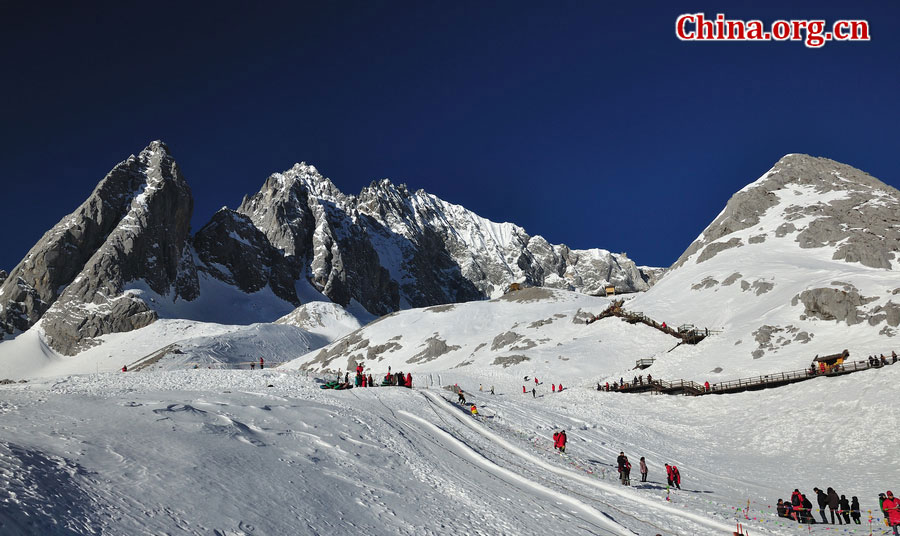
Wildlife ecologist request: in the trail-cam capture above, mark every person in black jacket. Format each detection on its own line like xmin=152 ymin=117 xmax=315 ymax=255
xmin=851 ymin=496 xmax=861 ymax=524
xmin=827 ymin=487 xmax=842 ymax=524
xmin=802 ymin=494 xmax=816 ymax=524
xmin=815 ymin=488 xmax=828 ymax=523
xmin=840 ymin=495 xmax=851 ymax=524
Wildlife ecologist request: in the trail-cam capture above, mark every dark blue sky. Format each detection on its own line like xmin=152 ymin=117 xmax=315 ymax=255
xmin=1 ymin=1 xmax=897 ymax=271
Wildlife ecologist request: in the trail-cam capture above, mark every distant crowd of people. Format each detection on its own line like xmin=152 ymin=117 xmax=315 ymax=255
xmin=778 ymin=488 xmax=900 ymax=532
xmin=598 ymin=374 xmax=653 ymax=392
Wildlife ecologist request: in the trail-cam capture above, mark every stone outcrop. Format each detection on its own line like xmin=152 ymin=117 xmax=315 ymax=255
xmin=193 ymin=208 xmax=298 ymax=304
xmin=37 ymin=142 xmax=199 ymax=354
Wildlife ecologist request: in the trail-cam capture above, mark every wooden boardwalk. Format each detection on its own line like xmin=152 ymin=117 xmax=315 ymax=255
xmin=606 ymin=358 xmax=897 ymax=396
xmin=587 ymin=300 xmax=712 ymax=345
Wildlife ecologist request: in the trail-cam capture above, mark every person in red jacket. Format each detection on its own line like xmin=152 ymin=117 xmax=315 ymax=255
xmin=883 ymin=491 xmax=900 ymax=534
xmin=670 ymin=465 xmax=681 ymax=489
xmin=552 ymin=384 xmax=556 ymax=393
xmin=665 ymin=463 xmax=674 ymax=487
xmin=557 ymin=430 xmax=567 ymax=453
xmin=553 ymin=432 xmax=559 ymax=450
xmin=259 ymin=357 xmax=264 ymax=370
xmin=405 ymin=372 xmax=412 ymax=388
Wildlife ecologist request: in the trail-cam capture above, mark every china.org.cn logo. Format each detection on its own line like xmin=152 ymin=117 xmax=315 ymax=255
xmin=676 ymin=13 xmax=870 ymax=48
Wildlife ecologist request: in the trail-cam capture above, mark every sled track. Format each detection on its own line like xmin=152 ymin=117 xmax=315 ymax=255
xmin=419 ymin=390 xmax=740 ymax=535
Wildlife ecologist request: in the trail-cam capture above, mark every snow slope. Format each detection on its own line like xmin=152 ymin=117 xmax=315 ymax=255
xmin=2 ymin=366 xmax=897 ymax=535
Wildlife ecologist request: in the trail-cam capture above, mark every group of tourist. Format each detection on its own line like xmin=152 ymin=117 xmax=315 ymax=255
xmin=598 ymin=374 xmax=653 ymax=391
xmin=777 ymin=487 xmax=900 ymax=532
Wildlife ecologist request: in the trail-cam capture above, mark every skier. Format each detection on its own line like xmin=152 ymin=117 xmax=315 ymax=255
xmin=639 ymin=456 xmax=648 ymax=482
xmin=532 ymin=387 xmax=536 ymax=398
xmin=535 ymin=377 xmax=539 ymax=385
xmin=523 ymin=385 xmax=526 ymax=394
xmin=458 ymin=390 xmax=466 ymax=404
xmin=558 ymin=383 xmax=562 ymax=391
xmin=553 ymin=431 xmax=559 ymax=450
xmin=490 ymin=386 xmax=494 ymax=395
xmin=470 ymin=404 xmax=478 ymax=416
xmin=552 ymin=384 xmax=556 ymax=393
xmin=121 ymin=365 xmax=127 ymax=372
xmin=259 ymin=357 xmax=264 ymax=370
xmin=479 ymin=384 xmax=483 ymax=391
xmin=557 ymin=430 xmax=567 ymax=453
xmin=883 ymin=491 xmax=900 ymax=535
xmin=405 ymin=372 xmax=412 ymax=388
xmin=250 ymin=361 xmax=255 ymax=370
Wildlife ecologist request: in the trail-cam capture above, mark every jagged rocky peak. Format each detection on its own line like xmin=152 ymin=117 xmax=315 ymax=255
xmin=193 ymin=208 xmax=299 ymax=304
xmin=672 ymin=154 xmax=900 ymax=270
xmin=37 ymin=140 xmax=199 ymax=355
xmin=0 ymin=140 xmax=189 ymax=339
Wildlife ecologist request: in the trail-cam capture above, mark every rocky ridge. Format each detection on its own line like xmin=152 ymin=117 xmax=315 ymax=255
xmin=0 ymin=142 xmax=650 ymax=355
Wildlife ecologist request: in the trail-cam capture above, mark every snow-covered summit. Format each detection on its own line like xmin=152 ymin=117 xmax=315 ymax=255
xmin=626 ymin=154 xmax=899 ymax=376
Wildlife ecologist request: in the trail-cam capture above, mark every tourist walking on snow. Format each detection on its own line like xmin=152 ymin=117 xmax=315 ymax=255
xmin=532 ymin=387 xmax=536 ymax=398
xmin=639 ymin=456 xmax=648 ymax=482
xmin=840 ymin=495 xmax=851 ymax=524
xmin=814 ymin=488 xmax=828 ymax=523
xmin=850 ymin=496 xmax=861 ymax=524
xmin=828 ymin=487 xmax=842 ymax=524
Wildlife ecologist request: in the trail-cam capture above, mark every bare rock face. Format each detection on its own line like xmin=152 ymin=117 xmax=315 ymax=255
xmin=237 ymin=165 xmax=400 ymax=315
xmin=236 ymin=166 xmax=651 ymax=313
xmin=0 ymin=142 xmax=195 ymax=348
xmin=37 ymin=142 xmax=199 ymax=355
xmin=193 ymin=208 xmax=298 ymax=304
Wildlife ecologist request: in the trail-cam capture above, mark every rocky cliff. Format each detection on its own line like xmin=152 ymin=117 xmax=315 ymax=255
xmin=0 ymin=142 xmax=198 ymax=354
xmin=236 ymin=165 xmax=650 ymax=314
xmin=0 ymin=142 xmax=652 ymax=355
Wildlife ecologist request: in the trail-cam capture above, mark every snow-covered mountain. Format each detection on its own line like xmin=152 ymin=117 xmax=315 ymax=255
xmin=3 ymin=151 xmax=900 ymax=536
xmin=0 ymin=141 xmax=650 ymax=356
xmin=623 ymin=153 xmax=900 ymax=379
xmin=235 ymin=163 xmax=651 ymax=315
xmin=290 ymin=154 xmax=900 ymax=383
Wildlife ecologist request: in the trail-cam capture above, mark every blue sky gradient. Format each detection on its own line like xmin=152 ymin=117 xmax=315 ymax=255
xmin=1 ymin=1 xmax=897 ymax=270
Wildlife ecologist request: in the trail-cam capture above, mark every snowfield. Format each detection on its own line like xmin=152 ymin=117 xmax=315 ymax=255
xmin=1 ymin=362 xmax=898 ymax=535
